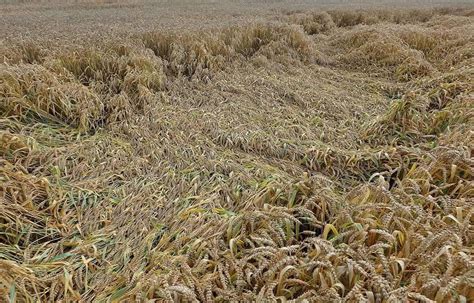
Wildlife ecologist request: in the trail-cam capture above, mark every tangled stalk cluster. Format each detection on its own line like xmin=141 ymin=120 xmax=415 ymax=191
xmin=0 ymin=5 xmax=473 ymax=302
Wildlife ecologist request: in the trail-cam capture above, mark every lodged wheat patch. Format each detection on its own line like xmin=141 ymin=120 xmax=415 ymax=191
xmin=0 ymin=5 xmax=473 ymax=303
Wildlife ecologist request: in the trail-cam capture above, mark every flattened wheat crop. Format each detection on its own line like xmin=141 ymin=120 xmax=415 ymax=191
xmin=0 ymin=3 xmax=473 ymax=302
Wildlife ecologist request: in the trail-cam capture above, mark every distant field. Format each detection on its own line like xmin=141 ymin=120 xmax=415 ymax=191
xmin=1 ymin=0 xmax=473 ymax=38
xmin=0 ymin=1 xmax=473 ymax=302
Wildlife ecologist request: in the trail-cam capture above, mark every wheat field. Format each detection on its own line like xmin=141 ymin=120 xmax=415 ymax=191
xmin=0 ymin=1 xmax=473 ymax=302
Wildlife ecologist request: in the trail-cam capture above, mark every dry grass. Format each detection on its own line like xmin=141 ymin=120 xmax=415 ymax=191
xmin=0 ymin=4 xmax=473 ymax=302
